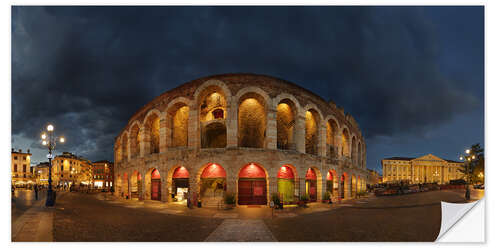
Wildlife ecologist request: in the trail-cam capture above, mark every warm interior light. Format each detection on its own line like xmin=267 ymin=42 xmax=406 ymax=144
xmin=47 ymin=124 xmax=54 ymax=131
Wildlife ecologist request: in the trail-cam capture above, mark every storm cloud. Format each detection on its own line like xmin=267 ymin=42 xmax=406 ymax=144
xmin=11 ymin=6 xmax=483 ymax=170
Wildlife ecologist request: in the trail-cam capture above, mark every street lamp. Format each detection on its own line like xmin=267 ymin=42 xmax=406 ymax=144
xmin=459 ymin=148 xmax=476 ymax=201
xmin=40 ymin=124 xmax=65 ymax=207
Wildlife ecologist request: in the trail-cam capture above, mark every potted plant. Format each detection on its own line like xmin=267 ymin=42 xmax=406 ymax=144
xmin=271 ymin=193 xmax=281 ymax=209
xmin=322 ymin=191 xmax=331 ymax=203
xmin=224 ymin=192 xmax=236 ymax=209
xmin=299 ymin=194 xmax=309 ymax=207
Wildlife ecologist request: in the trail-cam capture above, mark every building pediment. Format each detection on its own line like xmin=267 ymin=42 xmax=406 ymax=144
xmin=411 ymin=154 xmax=447 ymax=163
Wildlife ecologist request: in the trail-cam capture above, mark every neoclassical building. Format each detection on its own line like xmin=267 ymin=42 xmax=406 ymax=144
xmin=114 ymin=73 xmax=369 ymax=207
xmin=382 ymin=154 xmax=463 ymax=184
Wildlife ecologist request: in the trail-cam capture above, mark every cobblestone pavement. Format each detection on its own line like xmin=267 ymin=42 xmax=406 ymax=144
xmin=12 ymin=190 xmax=53 ymax=242
xmin=264 ymin=190 xmax=469 ymax=242
xmin=52 ymin=190 xmax=475 ymax=242
xmin=205 ymin=219 xmax=277 ymax=242
xmin=53 ymin=192 xmax=223 ymax=241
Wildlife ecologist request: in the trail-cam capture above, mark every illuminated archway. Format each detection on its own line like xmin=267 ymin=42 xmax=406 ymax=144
xmin=340 ymin=173 xmax=348 ymax=199
xmin=150 ymin=168 xmax=161 ymax=201
xmin=305 ymin=168 xmax=317 ymax=201
xmin=238 ymin=93 xmax=267 ymax=148
xmin=237 ymin=163 xmax=267 ymax=205
xmin=199 ymin=163 xmax=227 ymax=205
xmin=199 ymin=86 xmax=227 ymax=148
xmin=326 ymin=169 xmax=338 ymax=200
xmin=277 ymin=165 xmax=296 ymax=203
xmin=171 ymin=166 xmax=189 ymax=202
xmin=305 ymin=109 xmax=320 ymax=155
xmin=276 ymin=99 xmax=297 ymax=150
xmin=130 ymin=171 xmax=142 ymax=200
xmin=326 ymin=119 xmax=339 ymax=158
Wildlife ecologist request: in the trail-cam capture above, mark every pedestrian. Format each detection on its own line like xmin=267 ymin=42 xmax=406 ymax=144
xmin=34 ymin=184 xmax=39 ymax=200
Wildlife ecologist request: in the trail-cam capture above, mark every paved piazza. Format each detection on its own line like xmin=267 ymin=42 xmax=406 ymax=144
xmin=16 ymin=189 xmax=479 ymax=242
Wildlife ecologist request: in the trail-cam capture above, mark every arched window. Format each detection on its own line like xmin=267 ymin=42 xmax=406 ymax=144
xmin=276 ymin=99 xmax=296 ymax=150
xmin=238 ymin=93 xmax=267 ymax=148
xmin=199 ymin=86 xmax=227 ymax=148
xmin=326 ymin=119 xmax=339 ymax=158
xmin=305 ymin=109 xmax=320 ymax=155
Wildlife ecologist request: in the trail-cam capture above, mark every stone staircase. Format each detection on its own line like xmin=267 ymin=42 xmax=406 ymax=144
xmin=202 ymin=196 xmax=223 ymax=208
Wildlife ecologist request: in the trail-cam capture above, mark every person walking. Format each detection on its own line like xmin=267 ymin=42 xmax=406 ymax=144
xmin=34 ymin=184 xmax=39 ymax=200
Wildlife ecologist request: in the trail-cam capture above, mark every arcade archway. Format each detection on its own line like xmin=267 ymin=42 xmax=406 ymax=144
xmin=199 ymin=163 xmax=227 ymax=206
xmin=150 ymin=169 xmax=161 ymax=201
xmin=172 ymin=166 xmax=189 ymax=203
xmin=277 ymin=165 xmax=296 ymax=203
xmin=237 ymin=163 xmax=267 ymax=205
xmin=305 ymin=168 xmax=317 ymax=201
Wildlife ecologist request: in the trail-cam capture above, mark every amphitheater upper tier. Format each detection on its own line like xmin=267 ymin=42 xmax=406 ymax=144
xmin=114 ymin=73 xmax=369 ymax=206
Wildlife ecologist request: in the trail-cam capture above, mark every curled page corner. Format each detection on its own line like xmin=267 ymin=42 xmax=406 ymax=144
xmin=436 ymin=199 xmax=482 ymax=241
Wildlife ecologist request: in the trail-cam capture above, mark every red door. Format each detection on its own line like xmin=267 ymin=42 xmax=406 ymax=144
xmin=238 ymin=179 xmax=267 ymax=205
xmin=151 ymin=180 xmax=161 ymax=201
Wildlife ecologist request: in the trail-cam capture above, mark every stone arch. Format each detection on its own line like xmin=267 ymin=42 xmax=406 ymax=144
xmin=115 ymin=140 xmax=122 ymax=163
xmin=357 ymin=141 xmax=362 ymax=168
xmin=167 ymin=165 xmax=190 ymax=203
xmin=340 ymin=172 xmax=348 ymax=199
xmin=325 ymin=115 xmax=340 ymax=158
xmin=326 ymin=169 xmax=339 ymax=199
xmin=196 ymin=163 xmax=227 ymax=207
xmin=237 ymin=162 xmax=269 ymax=205
xmin=121 ymin=132 xmax=128 ymax=162
xmin=130 ymin=170 xmax=142 ymax=200
xmin=351 ymin=135 xmax=357 ymax=166
xmin=341 ymin=126 xmax=351 ymax=157
xmin=237 ymin=88 xmax=269 ymax=148
xmin=276 ymin=97 xmax=299 ymax=150
xmin=305 ymin=166 xmax=323 ymax=202
xmin=277 ymin=164 xmax=299 ymax=203
xmin=351 ymin=174 xmax=357 ymax=198
xmin=197 ymin=82 xmax=228 ymax=148
xmin=194 ymin=79 xmax=232 ymax=105
xmin=167 ymin=102 xmax=190 ymax=148
xmin=144 ymin=168 xmax=161 ymax=201
xmin=305 ymin=108 xmax=321 ymax=155
xmin=143 ymin=109 xmax=161 ymax=155
xmin=128 ymin=121 xmax=141 ymax=159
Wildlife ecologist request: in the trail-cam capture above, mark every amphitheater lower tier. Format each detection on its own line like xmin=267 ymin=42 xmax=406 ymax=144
xmin=114 ymin=147 xmax=369 ymax=207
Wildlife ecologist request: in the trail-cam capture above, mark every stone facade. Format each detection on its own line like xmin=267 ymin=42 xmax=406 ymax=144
xmin=11 ymin=148 xmax=33 ymax=187
xmin=114 ymin=73 xmax=369 ymax=207
xmin=382 ymin=154 xmax=464 ymax=184
xmin=92 ymin=160 xmax=114 ymax=191
xmin=51 ymin=152 xmax=93 ymax=188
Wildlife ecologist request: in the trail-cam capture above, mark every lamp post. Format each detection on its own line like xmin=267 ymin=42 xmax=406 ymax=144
xmin=459 ymin=149 xmax=476 ymax=201
xmin=41 ymin=124 xmax=65 ymax=207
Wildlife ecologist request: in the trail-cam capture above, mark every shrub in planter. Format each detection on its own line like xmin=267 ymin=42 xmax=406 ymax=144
xmin=322 ymin=191 xmax=331 ymax=203
xmin=224 ymin=193 xmax=236 ymax=209
xmin=271 ymin=193 xmax=281 ymax=208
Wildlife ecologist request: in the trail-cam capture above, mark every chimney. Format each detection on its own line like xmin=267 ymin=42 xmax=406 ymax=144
xmin=27 ymin=149 xmax=30 ymax=154
xmin=18 ymin=149 xmax=22 ymax=153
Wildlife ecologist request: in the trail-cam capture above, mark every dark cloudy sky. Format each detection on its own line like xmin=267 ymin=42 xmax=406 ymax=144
xmin=11 ymin=6 xmax=484 ymax=173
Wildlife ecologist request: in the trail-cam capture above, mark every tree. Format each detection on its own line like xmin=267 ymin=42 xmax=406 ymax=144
xmin=458 ymin=143 xmax=484 ymax=200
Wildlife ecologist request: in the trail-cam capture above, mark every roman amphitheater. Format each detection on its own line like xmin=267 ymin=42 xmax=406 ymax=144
xmin=114 ymin=73 xmax=369 ymax=207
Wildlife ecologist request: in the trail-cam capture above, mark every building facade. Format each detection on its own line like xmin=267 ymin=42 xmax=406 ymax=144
xmin=114 ymin=73 xmax=369 ymax=207
xmin=92 ymin=160 xmax=114 ymax=191
xmin=11 ymin=148 xmax=33 ymax=187
xmin=34 ymin=162 xmax=50 ymax=186
xmin=51 ymin=152 xmax=93 ymax=188
xmin=367 ymin=169 xmax=381 ymax=185
xmin=382 ymin=154 xmax=463 ymax=184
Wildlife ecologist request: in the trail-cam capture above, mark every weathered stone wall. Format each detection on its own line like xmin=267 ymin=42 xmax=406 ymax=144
xmin=113 ymin=73 xmax=369 ymax=206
